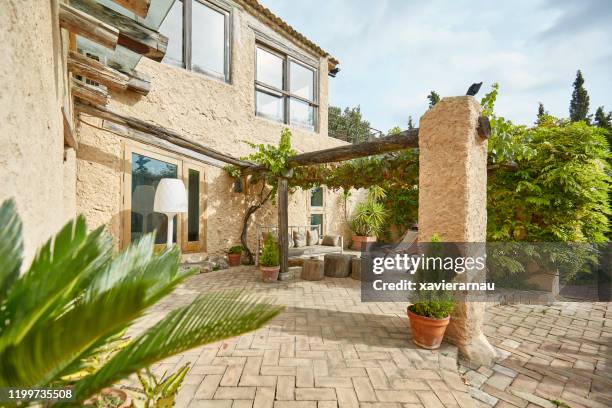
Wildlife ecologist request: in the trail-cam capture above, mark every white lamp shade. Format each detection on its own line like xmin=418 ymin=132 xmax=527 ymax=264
xmin=154 ymin=178 xmax=188 ymax=213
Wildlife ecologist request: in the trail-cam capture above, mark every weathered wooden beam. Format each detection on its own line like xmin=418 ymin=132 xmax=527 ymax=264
xmin=277 ymin=177 xmax=289 ymax=275
xmin=245 ymin=129 xmax=419 ymax=173
xmin=59 ymin=2 xmax=119 ymax=50
xmin=126 ymin=70 xmax=151 ymax=95
xmin=68 ymin=50 xmax=129 ymax=90
xmin=72 ymin=77 xmax=109 ymax=105
xmin=102 ymin=121 xmax=227 ymax=168
xmin=62 ymin=107 xmax=78 ymax=149
xmin=74 ymin=100 xmax=251 ymax=167
xmin=111 ymin=0 xmax=151 ymax=18
xmin=71 ymin=0 xmax=168 ymax=61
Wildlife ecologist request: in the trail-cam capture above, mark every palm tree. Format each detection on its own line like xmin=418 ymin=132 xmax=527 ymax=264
xmin=0 ymin=199 xmax=282 ymax=404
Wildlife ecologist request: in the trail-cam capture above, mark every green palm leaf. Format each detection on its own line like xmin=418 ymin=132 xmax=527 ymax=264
xmin=0 ymin=282 xmax=148 ymax=387
xmin=73 ymin=291 xmax=282 ymax=400
xmin=0 ymin=200 xmax=23 ymax=301
xmin=0 ymin=218 xmax=110 ymax=351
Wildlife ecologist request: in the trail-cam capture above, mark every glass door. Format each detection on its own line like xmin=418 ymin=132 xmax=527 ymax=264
xmin=182 ymin=165 xmax=206 ymax=252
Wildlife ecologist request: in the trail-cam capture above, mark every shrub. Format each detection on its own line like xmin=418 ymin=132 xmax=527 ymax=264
xmin=351 ymin=187 xmax=389 ymax=237
xmin=260 ymin=233 xmax=279 ymax=267
xmin=408 ymin=294 xmax=455 ymax=319
xmin=228 ymin=245 xmax=243 ymax=254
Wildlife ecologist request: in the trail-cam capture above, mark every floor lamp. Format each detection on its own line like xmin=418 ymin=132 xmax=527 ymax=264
xmin=154 ymin=178 xmax=187 ymax=248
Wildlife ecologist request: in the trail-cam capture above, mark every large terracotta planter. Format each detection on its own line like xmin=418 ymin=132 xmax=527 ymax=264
xmin=407 ymin=308 xmax=450 ymax=350
xmin=351 ymin=235 xmax=377 ymax=251
xmin=227 ymin=252 xmax=242 ymax=267
xmin=84 ymin=388 xmax=131 ymax=408
xmin=260 ymin=266 xmax=280 ymax=282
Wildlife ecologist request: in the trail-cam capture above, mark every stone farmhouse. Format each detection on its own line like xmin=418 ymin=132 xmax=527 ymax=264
xmin=1 ymin=0 xmax=361 ymax=262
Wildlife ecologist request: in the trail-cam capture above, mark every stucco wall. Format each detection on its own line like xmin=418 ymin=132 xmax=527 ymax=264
xmin=0 ymin=0 xmax=74 ymax=263
xmin=75 ymin=1 xmax=359 ymax=255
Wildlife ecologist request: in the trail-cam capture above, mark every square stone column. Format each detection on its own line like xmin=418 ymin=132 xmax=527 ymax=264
xmin=418 ymin=96 xmax=497 ymax=365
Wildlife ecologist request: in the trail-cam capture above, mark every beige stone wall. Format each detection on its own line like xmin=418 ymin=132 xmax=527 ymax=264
xmin=0 ymin=0 xmax=74 ymax=263
xmin=75 ymin=2 xmax=358 ymax=255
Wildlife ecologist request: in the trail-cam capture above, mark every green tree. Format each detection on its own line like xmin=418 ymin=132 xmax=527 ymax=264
xmin=594 ymin=106 xmax=612 ymax=132
xmin=328 ymin=105 xmax=371 ymax=144
xmin=536 ymin=102 xmax=548 ymax=124
xmin=0 ymin=200 xmax=281 ymax=403
xmin=427 ymin=91 xmax=440 ymax=108
xmin=407 ymin=116 xmax=415 ymax=130
xmin=387 ymin=126 xmax=401 ymax=136
xmin=569 ymin=70 xmax=590 ymax=122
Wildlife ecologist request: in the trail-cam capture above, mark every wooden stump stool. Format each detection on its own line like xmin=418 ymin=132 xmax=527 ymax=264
xmin=302 ymin=258 xmax=324 ymax=281
xmin=351 ymin=257 xmax=362 ymax=280
xmin=324 ymin=254 xmax=353 ymax=278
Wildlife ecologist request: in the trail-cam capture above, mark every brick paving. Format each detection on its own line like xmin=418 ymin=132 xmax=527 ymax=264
xmin=125 ymin=266 xmax=476 ymax=408
xmin=459 ymin=303 xmax=612 ymax=408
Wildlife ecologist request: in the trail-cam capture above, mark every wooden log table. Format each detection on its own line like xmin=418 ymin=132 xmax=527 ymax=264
xmin=351 ymin=257 xmax=362 ymax=280
xmin=324 ymin=253 xmax=353 ymax=278
xmin=301 ymin=258 xmax=324 ymax=281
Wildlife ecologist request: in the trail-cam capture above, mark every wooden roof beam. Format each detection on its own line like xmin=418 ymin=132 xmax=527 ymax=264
xmin=71 ymin=77 xmax=110 ymax=105
xmin=71 ymin=0 xmax=168 ymax=61
xmin=59 ymin=2 xmax=119 ymax=50
xmin=111 ymin=0 xmax=151 ymax=18
xmin=74 ymin=100 xmax=252 ymax=168
xmin=68 ymin=50 xmax=130 ymax=90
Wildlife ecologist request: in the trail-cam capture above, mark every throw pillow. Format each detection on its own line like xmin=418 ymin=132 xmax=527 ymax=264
xmin=293 ymin=230 xmax=307 ymax=247
xmin=321 ymin=234 xmax=340 ymax=246
xmin=306 ymin=229 xmax=320 ymax=245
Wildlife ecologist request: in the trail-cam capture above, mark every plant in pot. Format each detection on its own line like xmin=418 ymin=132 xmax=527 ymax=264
xmin=350 ymin=186 xmax=388 ymax=250
xmin=407 ymin=235 xmax=455 ymax=349
xmin=227 ymin=245 xmax=243 ymax=267
xmin=260 ymin=233 xmax=280 ymax=282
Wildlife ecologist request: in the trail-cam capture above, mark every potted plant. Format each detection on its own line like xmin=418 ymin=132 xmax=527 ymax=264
xmin=407 ymin=293 xmax=454 ymax=349
xmin=260 ymin=233 xmax=280 ymax=282
xmin=350 ymin=187 xmax=388 ymax=250
xmin=227 ymin=245 xmax=243 ymax=267
xmin=407 ymin=235 xmax=455 ymax=349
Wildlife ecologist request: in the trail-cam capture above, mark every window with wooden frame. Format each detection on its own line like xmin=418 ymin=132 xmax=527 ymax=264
xmin=123 ymin=144 xmax=206 ymax=253
xmin=309 ymin=187 xmax=324 ymax=234
xmin=159 ymin=0 xmax=231 ymax=82
xmin=255 ymin=44 xmax=318 ymax=131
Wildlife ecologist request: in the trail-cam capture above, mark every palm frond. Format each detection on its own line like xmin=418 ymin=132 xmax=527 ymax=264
xmin=73 ymin=291 xmax=282 ymax=400
xmin=0 ymin=199 xmax=23 ymax=301
xmin=0 ymin=217 xmax=110 ymax=351
xmin=0 ymin=281 xmax=148 ymax=387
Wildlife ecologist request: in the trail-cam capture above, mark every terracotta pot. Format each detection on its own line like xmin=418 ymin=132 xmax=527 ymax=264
xmin=84 ymin=387 xmax=131 ymax=408
xmin=260 ymin=265 xmax=280 ymax=282
xmin=227 ymin=252 xmax=242 ymax=267
xmin=407 ymin=308 xmax=450 ymax=350
xmin=351 ymin=235 xmax=377 ymax=251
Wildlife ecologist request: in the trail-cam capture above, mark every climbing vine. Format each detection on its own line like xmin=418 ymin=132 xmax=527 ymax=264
xmin=228 ymin=85 xmax=610 ymax=248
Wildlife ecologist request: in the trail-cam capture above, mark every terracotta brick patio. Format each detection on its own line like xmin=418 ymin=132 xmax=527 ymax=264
xmin=125 ymin=267 xmax=611 ymax=408
xmin=459 ymin=302 xmax=611 ymax=408
xmin=126 ymin=266 xmax=476 ymax=408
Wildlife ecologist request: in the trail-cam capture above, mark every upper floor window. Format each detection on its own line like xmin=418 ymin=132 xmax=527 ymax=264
xmin=159 ymin=0 xmax=231 ymax=82
xmin=255 ymin=45 xmax=317 ymax=131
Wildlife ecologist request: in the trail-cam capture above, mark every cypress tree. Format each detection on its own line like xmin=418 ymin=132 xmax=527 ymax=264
xmin=536 ymin=102 xmax=548 ymax=125
xmin=594 ymin=107 xmax=611 ymax=131
xmin=407 ymin=116 xmax=414 ymax=130
xmin=569 ymin=70 xmax=590 ymax=122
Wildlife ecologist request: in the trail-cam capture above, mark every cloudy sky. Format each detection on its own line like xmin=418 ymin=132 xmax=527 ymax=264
xmin=260 ymin=0 xmax=612 ymax=132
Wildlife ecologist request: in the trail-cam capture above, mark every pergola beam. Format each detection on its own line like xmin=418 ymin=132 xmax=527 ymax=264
xmin=74 ymin=100 xmax=252 ymax=167
xmin=244 ymin=129 xmax=419 ymax=174
xmin=71 ymin=0 xmax=168 ymax=61
xmin=72 ymin=77 xmax=110 ymax=105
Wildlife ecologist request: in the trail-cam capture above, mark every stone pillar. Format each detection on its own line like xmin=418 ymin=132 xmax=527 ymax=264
xmin=418 ymin=96 xmax=497 ymax=365
xmin=277 ymin=177 xmax=289 ymax=275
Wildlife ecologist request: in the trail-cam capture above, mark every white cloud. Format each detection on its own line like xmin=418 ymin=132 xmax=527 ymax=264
xmin=261 ymin=0 xmax=612 ymax=130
